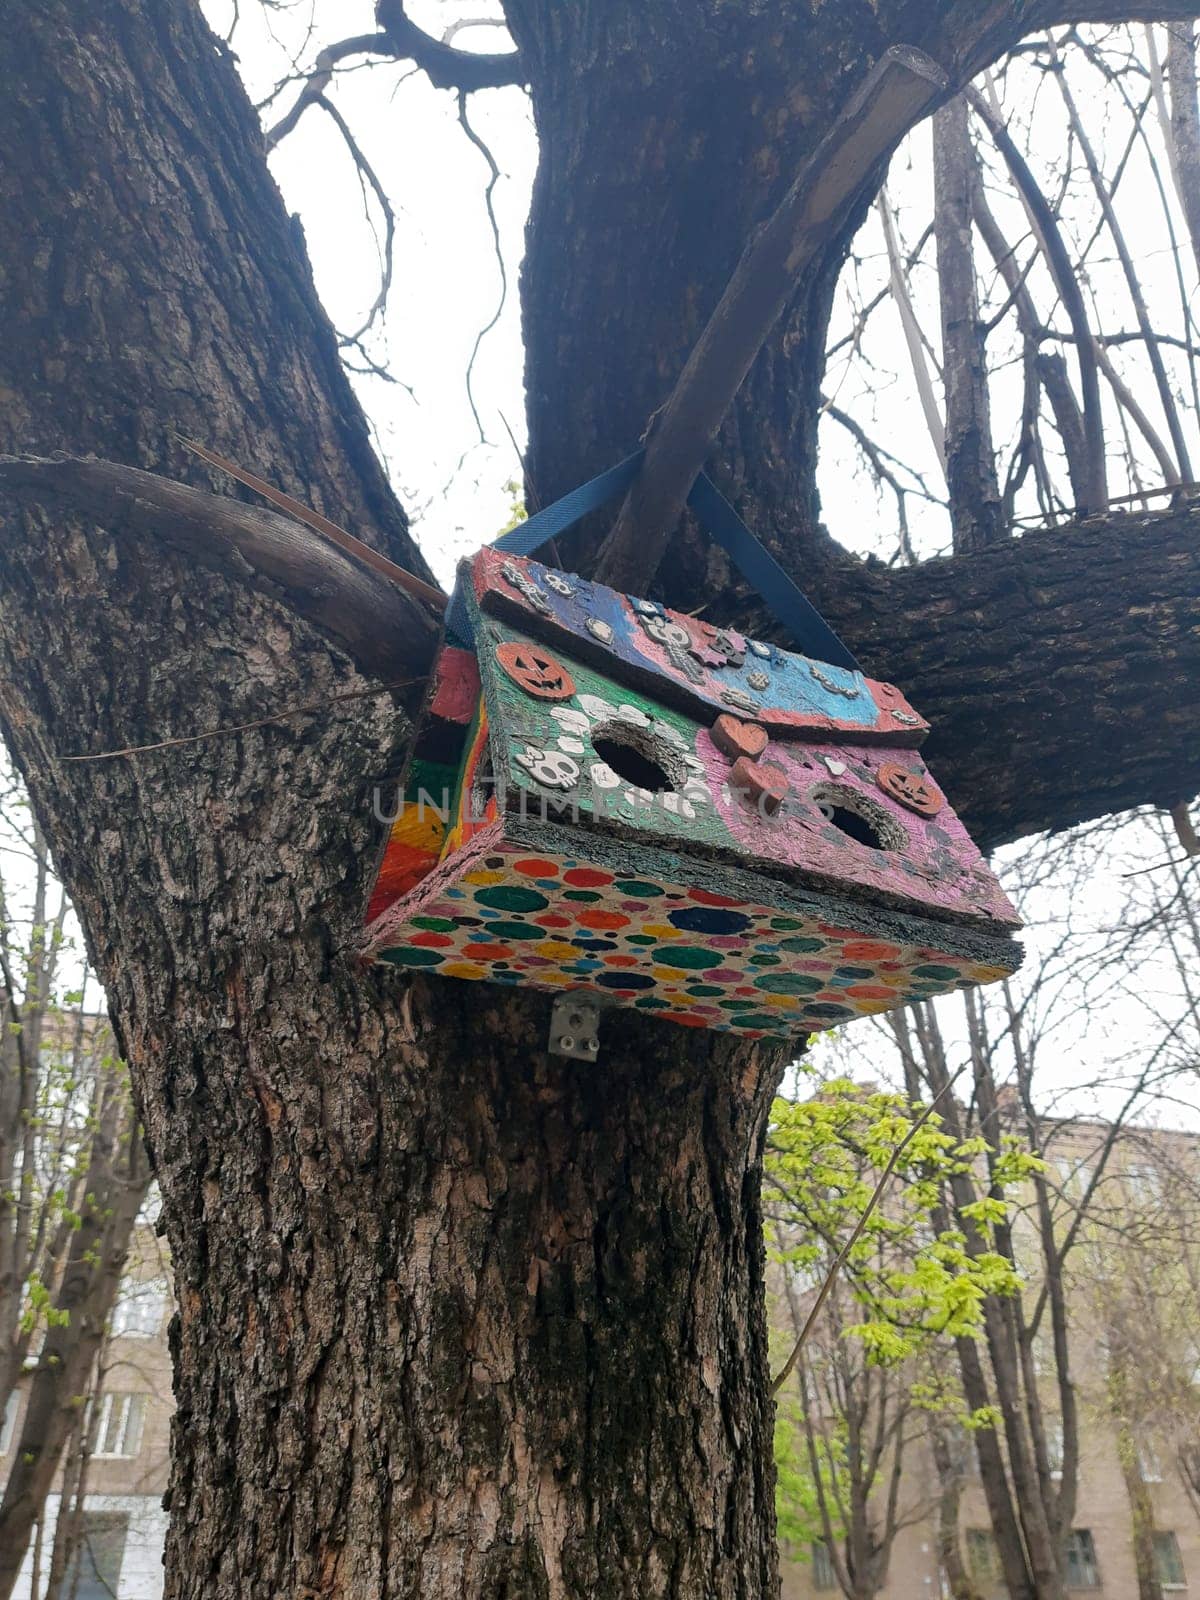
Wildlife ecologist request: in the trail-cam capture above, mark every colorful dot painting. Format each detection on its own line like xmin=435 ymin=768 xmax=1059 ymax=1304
xmin=368 ymin=827 xmax=1019 ymax=1043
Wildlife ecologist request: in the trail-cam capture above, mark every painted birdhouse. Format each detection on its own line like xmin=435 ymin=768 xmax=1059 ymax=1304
xmin=362 ymin=541 xmax=1022 ymax=1043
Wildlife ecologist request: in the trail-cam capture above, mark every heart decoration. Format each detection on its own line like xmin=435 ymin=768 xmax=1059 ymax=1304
xmin=731 ymin=755 xmax=790 ymax=815
xmin=711 ymin=713 xmax=769 ymax=762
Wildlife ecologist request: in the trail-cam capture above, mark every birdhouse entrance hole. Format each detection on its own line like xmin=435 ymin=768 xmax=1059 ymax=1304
xmin=591 ymin=724 xmax=682 ymax=795
xmin=811 ymin=784 xmax=904 ymax=853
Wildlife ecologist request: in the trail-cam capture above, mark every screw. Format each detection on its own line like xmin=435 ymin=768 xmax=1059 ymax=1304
xmin=558 ymin=1035 xmax=575 ymax=1052
xmin=586 ymin=1037 xmax=599 ymax=1053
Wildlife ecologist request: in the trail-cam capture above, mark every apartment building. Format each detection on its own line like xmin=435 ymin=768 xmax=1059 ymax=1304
xmin=780 ymin=1111 xmax=1200 ymax=1600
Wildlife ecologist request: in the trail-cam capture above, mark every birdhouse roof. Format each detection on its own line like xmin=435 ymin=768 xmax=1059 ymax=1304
xmin=467 ymin=547 xmax=927 ymax=745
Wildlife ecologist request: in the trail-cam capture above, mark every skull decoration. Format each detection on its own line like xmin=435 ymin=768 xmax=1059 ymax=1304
xmin=513 ymin=745 xmax=581 ymax=790
xmin=501 ymin=559 xmax=552 ymax=614
xmin=638 ymin=611 xmax=705 ymax=684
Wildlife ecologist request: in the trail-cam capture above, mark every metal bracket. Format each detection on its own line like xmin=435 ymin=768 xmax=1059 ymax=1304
xmin=549 ymin=995 xmax=601 ymax=1061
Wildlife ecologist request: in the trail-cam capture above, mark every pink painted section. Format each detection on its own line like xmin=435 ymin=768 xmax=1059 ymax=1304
xmin=429 ymin=645 xmax=481 ymax=724
xmin=694 ymin=730 xmax=1019 ymax=928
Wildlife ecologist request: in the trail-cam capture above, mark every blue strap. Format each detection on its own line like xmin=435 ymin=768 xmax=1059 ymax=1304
xmin=444 ymin=453 xmax=644 ymax=644
xmin=685 ymin=473 xmax=860 ymax=673
xmin=446 ymin=450 xmax=862 ymax=674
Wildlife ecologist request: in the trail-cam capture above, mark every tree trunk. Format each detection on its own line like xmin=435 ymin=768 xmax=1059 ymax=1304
xmin=929 ymin=1424 xmax=984 ymax=1600
xmin=0 ymin=1075 xmax=149 ymax=1600
xmin=1166 ymin=25 xmax=1200 ymax=279
xmin=2 ymin=3 xmax=1200 ymax=1599
xmin=1115 ymin=1422 xmax=1166 ymax=1600
xmin=0 ymin=5 xmax=782 ymax=1596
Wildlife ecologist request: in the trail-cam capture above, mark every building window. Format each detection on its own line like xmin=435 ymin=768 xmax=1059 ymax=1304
xmin=1047 ymin=1420 xmax=1064 ymax=1479
xmin=0 ymin=1392 xmax=18 ymax=1454
xmin=110 ymin=1275 xmax=168 ymax=1338
xmin=811 ymin=1541 xmax=836 ymax=1590
xmin=967 ymin=1527 xmax=1001 ymax=1582
xmin=1153 ymin=1532 xmax=1187 ymax=1590
xmin=1126 ymin=1163 xmax=1160 ymax=1204
xmin=1054 ymin=1157 xmax=1094 ymax=1197
xmin=1063 ymin=1529 xmax=1101 ymax=1589
xmin=1137 ymin=1438 xmax=1164 ymax=1482
xmin=67 ymin=1511 xmax=128 ymax=1600
xmin=92 ymin=1392 xmax=147 ymax=1458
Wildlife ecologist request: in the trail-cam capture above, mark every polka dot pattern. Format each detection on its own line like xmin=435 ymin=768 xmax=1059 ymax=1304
xmin=374 ymin=846 xmax=1019 ymax=1041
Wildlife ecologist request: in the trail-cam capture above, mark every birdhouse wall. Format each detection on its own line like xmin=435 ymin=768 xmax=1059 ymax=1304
xmin=364 ymin=816 xmax=1020 ymax=1040
xmin=477 ymin=613 xmax=1015 ymax=930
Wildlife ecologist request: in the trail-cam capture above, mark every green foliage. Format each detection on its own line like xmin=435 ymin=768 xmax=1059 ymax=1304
xmin=773 ymin=1388 xmax=847 ymax=1552
xmin=768 ymin=1080 xmax=1034 ymax=1357
xmin=21 ymin=1275 xmax=70 ymax=1333
xmin=497 ymin=480 xmax=527 ymax=534
xmin=767 ymin=1078 xmax=1039 ymax=1563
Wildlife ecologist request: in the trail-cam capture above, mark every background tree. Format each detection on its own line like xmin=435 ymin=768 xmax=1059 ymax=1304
xmin=0 ymin=765 xmax=152 ymax=1599
xmin=0 ymin=2 xmax=1198 ymax=1597
xmin=766 ymin=1081 xmax=1030 ymax=1600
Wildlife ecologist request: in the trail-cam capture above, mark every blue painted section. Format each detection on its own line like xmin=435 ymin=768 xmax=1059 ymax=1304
xmin=485 ymin=553 xmax=877 ymax=730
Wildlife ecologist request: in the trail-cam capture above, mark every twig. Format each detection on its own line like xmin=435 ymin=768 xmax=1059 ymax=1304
xmin=59 ymin=680 xmax=421 ymax=762
xmin=316 ymin=94 xmax=396 ymax=344
xmin=265 ymin=34 xmax=388 ymax=150
xmin=177 ymin=436 xmax=446 ymax=610
xmin=457 ymin=91 xmax=507 ymax=446
xmin=879 ymin=188 xmax=947 ymax=472
xmin=769 ymin=1068 xmax=964 ymax=1397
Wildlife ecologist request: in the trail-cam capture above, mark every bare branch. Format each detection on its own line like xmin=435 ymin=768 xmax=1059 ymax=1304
xmin=966 ymin=85 xmax=1109 ymax=512
xmin=375 ymin=0 xmax=524 ymax=90
xmin=265 ymin=33 xmax=388 ymax=150
xmin=879 ymin=188 xmax=948 ymax=472
xmin=457 ymin=90 xmax=508 ymax=445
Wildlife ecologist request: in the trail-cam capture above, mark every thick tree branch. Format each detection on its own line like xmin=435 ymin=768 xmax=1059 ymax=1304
xmin=594 ymin=46 xmax=950 ymax=594
xmin=374 ymin=0 xmax=524 ymax=90
xmin=736 ymin=503 xmax=1200 ymax=852
xmin=0 ymin=457 xmax=434 ymax=681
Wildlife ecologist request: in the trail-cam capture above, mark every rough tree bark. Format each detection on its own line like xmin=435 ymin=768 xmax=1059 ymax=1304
xmin=0 ymin=6 xmax=779 ymax=1597
xmin=0 ymin=3 xmax=1197 ymax=1599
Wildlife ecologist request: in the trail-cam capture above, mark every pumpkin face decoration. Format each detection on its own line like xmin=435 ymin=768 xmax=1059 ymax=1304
xmin=363 ymin=546 xmax=1021 ymax=1045
xmin=876 ymin=761 xmax=944 ymax=818
xmin=496 ymin=641 xmax=576 ymax=702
